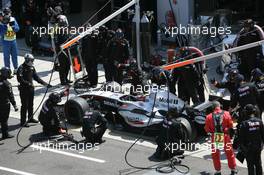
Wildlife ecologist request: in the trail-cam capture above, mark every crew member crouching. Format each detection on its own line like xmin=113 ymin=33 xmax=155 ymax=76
xmin=153 ymin=108 xmax=184 ymax=160
xmin=81 ymin=102 xmax=108 ymax=144
xmin=38 ymin=92 xmax=66 ymax=136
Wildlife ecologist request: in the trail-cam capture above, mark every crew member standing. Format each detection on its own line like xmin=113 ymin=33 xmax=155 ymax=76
xmin=23 ymin=0 xmax=40 ymax=51
xmin=231 ymin=74 xmax=260 ymax=122
xmin=0 ymin=7 xmax=19 ymax=74
xmin=103 ymin=29 xmax=115 ymax=82
xmin=205 ymin=101 xmax=237 ymax=175
xmin=171 ymin=57 xmax=200 ymax=104
xmin=106 ymin=28 xmax=129 ymax=84
xmin=0 ymin=67 xmax=18 ymax=139
xmin=235 ymin=19 xmax=264 ymax=80
xmin=211 ymin=69 xmax=240 ymax=108
xmin=82 ymin=25 xmax=99 ymax=87
xmin=56 ymin=14 xmax=71 ymax=85
xmin=251 ymin=68 xmax=264 ymax=115
xmin=17 ymin=54 xmax=51 ymax=127
xmin=239 ymin=104 xmax=264 ymax=175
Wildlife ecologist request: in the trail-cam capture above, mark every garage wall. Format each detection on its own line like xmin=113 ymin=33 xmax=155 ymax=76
xmin=157 ymin=0 xmax=194 ymax=27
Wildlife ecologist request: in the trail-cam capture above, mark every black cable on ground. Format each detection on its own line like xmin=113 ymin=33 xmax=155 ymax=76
xmin=124 ymin=91 xmax=158 ymax=170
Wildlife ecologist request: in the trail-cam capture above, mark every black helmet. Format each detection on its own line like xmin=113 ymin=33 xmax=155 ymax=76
xmin=49 ymin=92 xmax=62 ymax=104
xmin=2 ymin=15 xmax=10 ymax=24
xmin=179 ymin=48 xmax=192 ymax=60
xmin=227 ymin=69 xmax=239 ymax=82
xmin=151 ymin=67 xmax=167 ymax=84
xmin=235 ymin=74 xmax=244 ymax=84
xmin=115 ymin=28 xmax=124 ymax=39
xmin=107 ymin=30 xmax=115 ymax=40
xmin=54 ymin=6 xmax=63 ymax=15
xmin=129 ymin=58 xmax=137 ymax=68
xmin=57 ymin=15 xmax=68 ymax=27
xmin=24 ymin=53 xmax=34 ymax=66
xmin=152 ymin=67 xmax=162 ymax=81
xmin=0 ymin=11 xmax=4 ymax=17
xmin=243 ymin=104 xmax=256 ymax=117
xmin=243 ymin=19 xmax=254 ymax=29
xmin=99 ymin=25 xmax=108 ymax=33
xmin=0 ymin=67 xmax=12 ymax=80
xmin=3 ymin=7 xmax=11 ymax=15
xmin=251 ymin=68 xmax=264 ymax=82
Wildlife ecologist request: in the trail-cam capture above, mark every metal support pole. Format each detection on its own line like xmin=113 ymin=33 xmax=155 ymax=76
xmin=135 ymin=0 xmax=141 ymax=70
xmin=61 ymin=0 xmax=137 ymax=50
xmin=163 ymin=40 xmax=264 ymax=70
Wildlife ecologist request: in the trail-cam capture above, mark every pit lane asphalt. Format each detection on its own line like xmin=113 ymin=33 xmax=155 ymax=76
xmin=0 ymin=117 xmax=248 ymax=175
xmin=0 ymin=39 xmax=250 ymax=175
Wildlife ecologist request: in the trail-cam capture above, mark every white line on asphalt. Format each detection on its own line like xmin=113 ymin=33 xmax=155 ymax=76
xmin=30 ymin=145 xmax=105 ymax=163
xmin=0 ymin=166 xmax=37 ymax=175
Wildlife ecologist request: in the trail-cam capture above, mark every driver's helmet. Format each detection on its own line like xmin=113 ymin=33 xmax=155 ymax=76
xmin=168 ymin=107 xmax=179 ymax=118
xmin=251 ymin=68 xmax=264 ymax=82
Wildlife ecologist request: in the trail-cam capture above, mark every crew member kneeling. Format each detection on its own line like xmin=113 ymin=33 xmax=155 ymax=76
xmin=154 ymin=108 xmax=184 ymax=160
xmin=81 ymin=109 xmax=107 ymax=144
xmin=38 ymin=92 xmax=66 ymax=136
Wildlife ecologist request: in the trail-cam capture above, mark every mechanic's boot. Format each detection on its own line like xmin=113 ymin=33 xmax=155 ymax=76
xmin=151 ymin=147 xmax=162 ymax=160
xmin=2 ymin=133 xmax=14 ymax=140
xmin=230 ymin=169 xmax=238 ymax=175
xmin=66 ymin=79 xmax=73 ymax=84
xmin=28 ymin=118 xmax=39 ymax=123
xmin=214 ymin=171 xmax=221 ymax=175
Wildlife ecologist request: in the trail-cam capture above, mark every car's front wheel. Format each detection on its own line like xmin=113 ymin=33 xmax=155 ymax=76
xmin=64 ymin=97 xmax=90 ymax=125
xmin=173 ymin=117 xmax=197 ymax=142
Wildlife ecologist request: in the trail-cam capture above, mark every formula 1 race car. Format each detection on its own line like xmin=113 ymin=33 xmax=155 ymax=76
xmin=62 ymin=82 xmax=213 ymax=141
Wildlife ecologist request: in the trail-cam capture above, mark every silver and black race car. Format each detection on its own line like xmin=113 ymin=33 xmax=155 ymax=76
xmin=62 ymin=82 xmax=213 ymax=141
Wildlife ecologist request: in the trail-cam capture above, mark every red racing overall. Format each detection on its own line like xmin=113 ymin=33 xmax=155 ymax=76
xmin=205 ymin=107 xmax=236 ymax=171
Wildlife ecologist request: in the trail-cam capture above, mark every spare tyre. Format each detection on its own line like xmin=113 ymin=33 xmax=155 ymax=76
xmin=64 ymin=97 xmax=90 ymax=125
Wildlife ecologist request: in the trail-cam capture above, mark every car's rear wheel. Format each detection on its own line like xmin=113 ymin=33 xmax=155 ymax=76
xmin=64 ymin=97 xmax=90 ymax=125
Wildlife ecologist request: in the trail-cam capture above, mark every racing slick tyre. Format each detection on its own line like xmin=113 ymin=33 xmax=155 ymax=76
xmin=64 ymin=97 xmax=90 ymax=125
xmin=173 ymin=117 xmax=197 ymax=142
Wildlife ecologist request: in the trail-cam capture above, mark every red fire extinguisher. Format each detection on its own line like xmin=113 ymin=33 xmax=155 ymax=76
xmin=165 ymin=11 xmax=176 ymax=27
